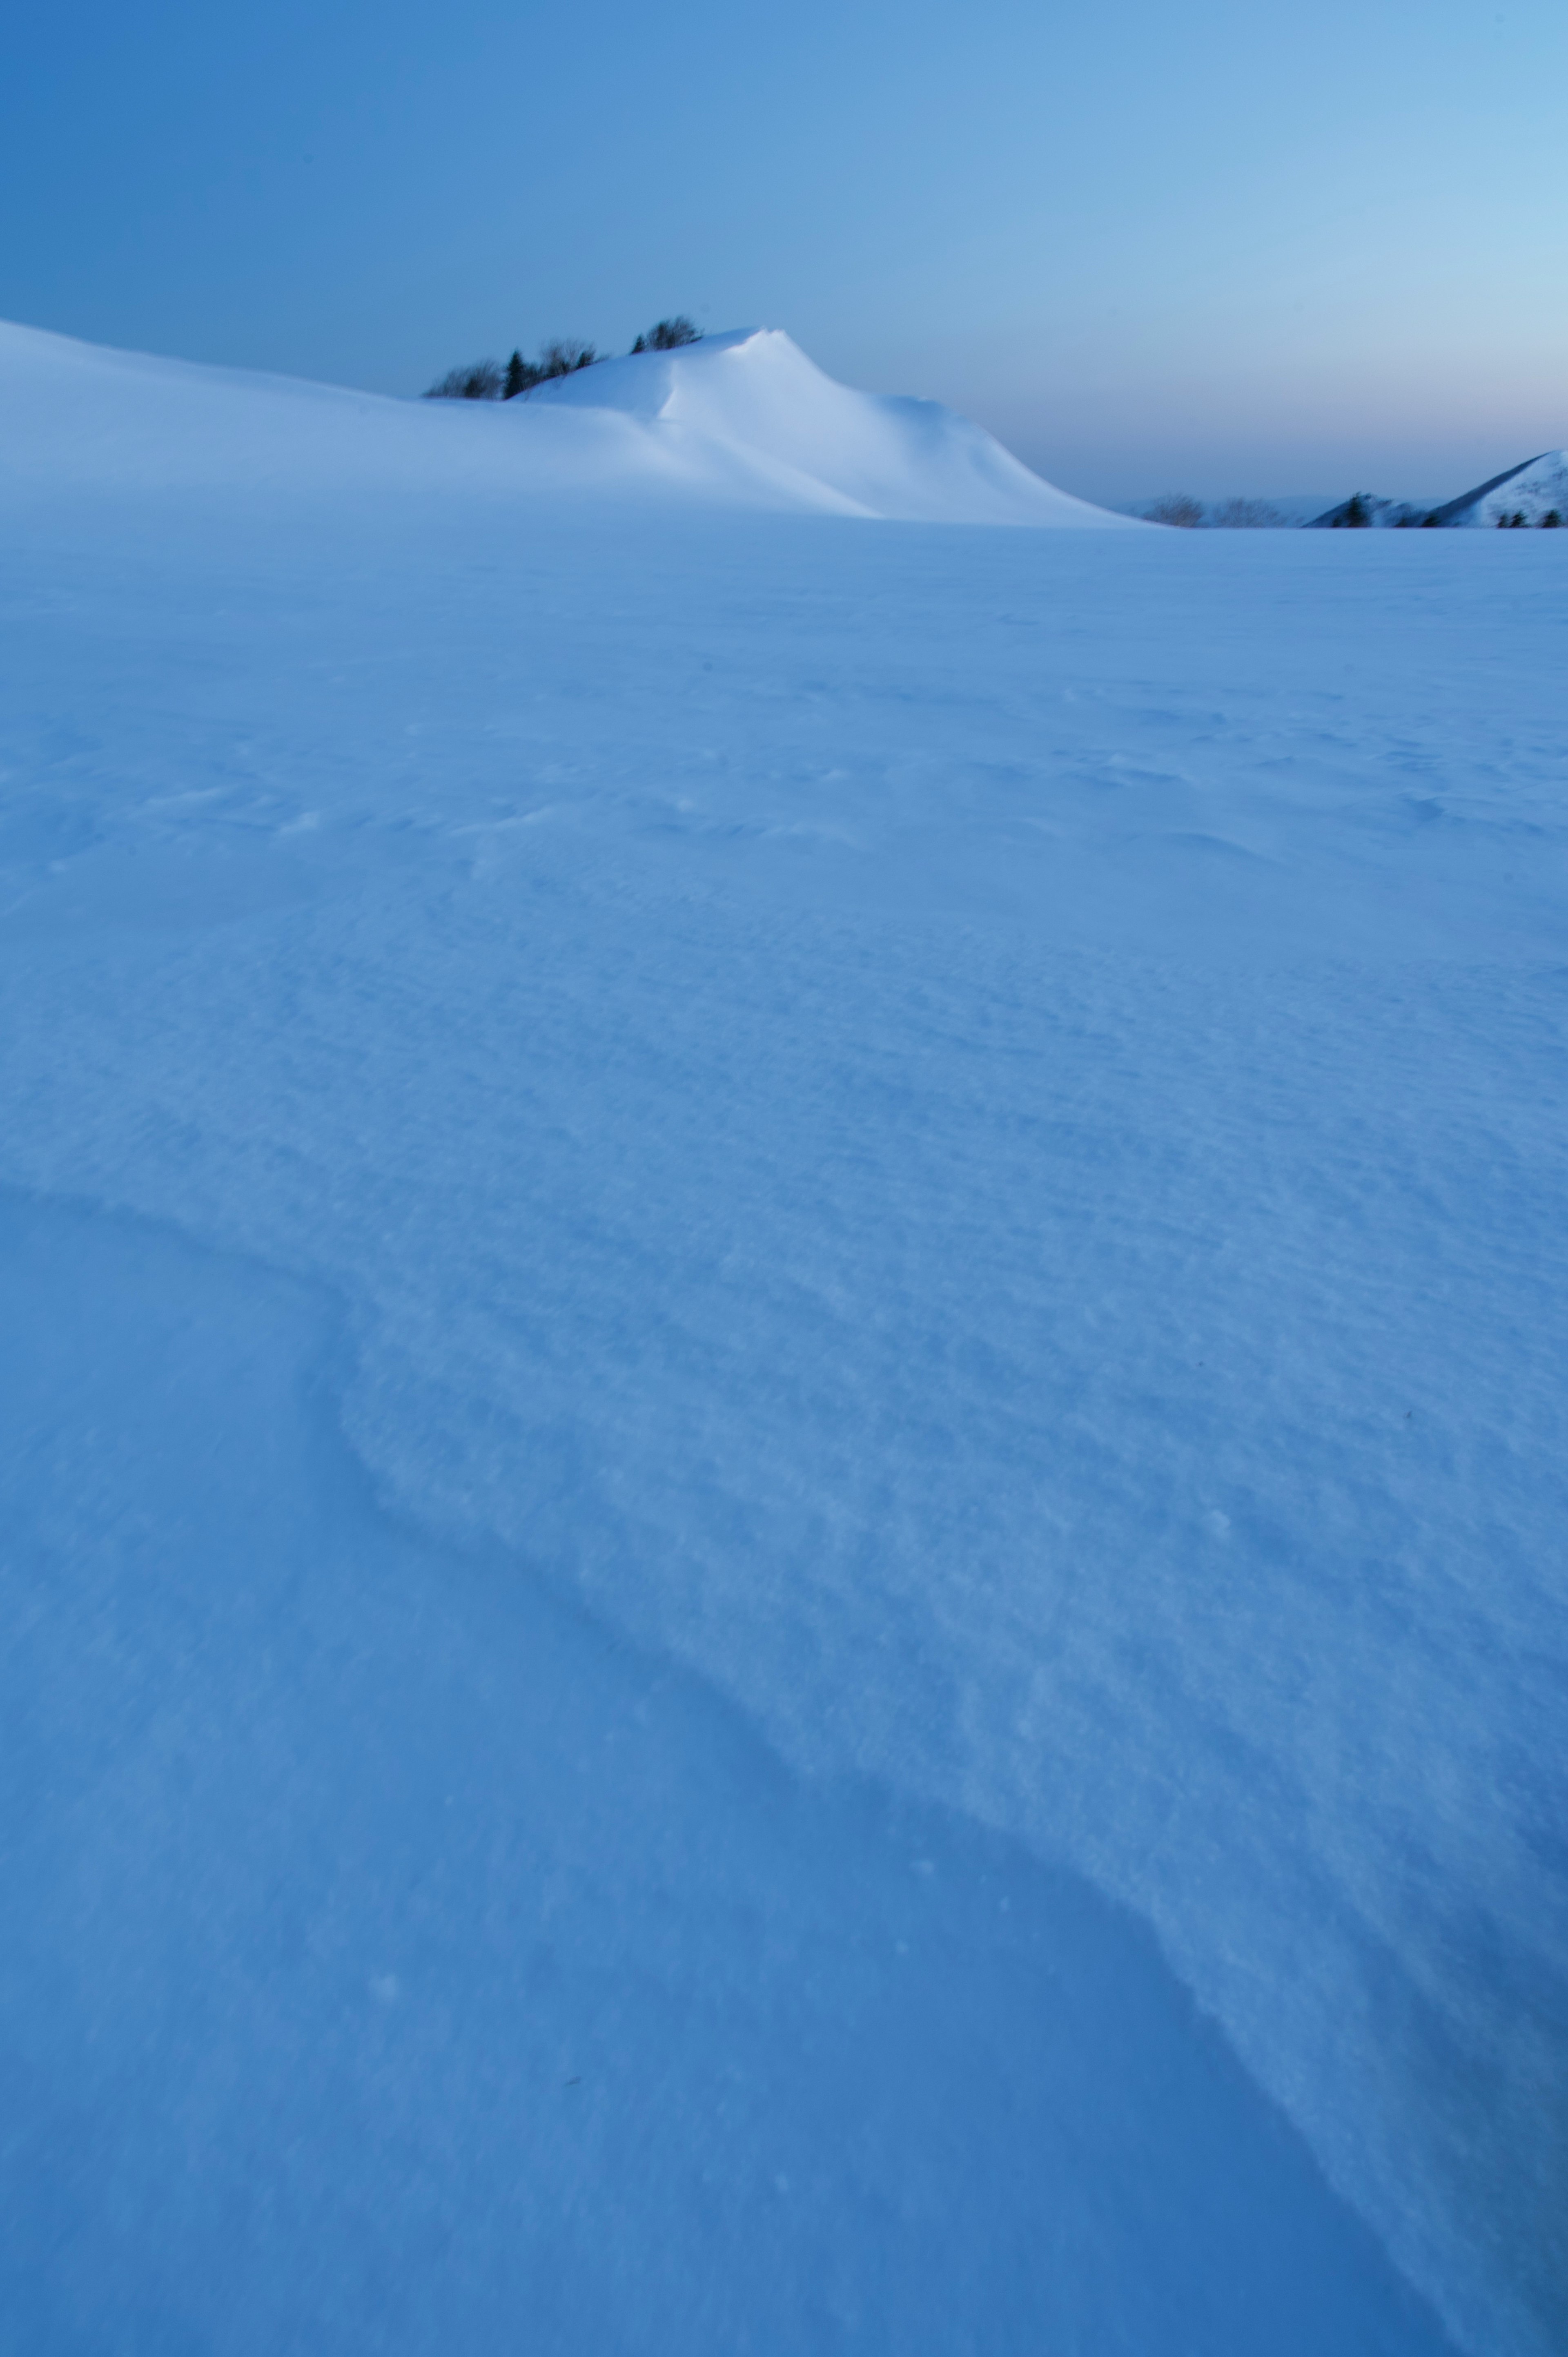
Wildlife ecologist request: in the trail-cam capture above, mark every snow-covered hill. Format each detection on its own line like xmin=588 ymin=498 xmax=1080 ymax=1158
xmin=1307 ymin=454 xmax=1568 ymax=529
xmin=1 ymin=318 xmax=1565 ymax=2357
xmin=1307 ymin=492 xmax=1431 ymax=528
xmin=0 ymin=315 xmax=1128 ymax=525
xmin=1427 ymin=449 xmax=1568 ymax=526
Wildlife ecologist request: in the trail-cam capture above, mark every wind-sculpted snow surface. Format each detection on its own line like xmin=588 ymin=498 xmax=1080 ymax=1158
xmin=0 ymin=323 xmax=1565 ymax=2357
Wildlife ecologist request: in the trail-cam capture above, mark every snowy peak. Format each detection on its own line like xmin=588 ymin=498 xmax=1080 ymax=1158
xmin=521 ymin=325 xmax=778 ymax=423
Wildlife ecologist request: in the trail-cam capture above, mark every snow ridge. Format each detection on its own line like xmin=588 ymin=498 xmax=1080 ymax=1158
xmin=0 ymin=314 xmax=1131 ymax=527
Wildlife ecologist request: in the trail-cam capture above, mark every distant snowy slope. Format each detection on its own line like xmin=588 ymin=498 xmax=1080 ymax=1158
xmin=0 ymin=315 xmax=1126 ymax=525
xmin=1427 ymin=450 xmax=1568 ymax=527
xmin=1307 ymin=493 xmax=1427 ymax=529
xmin=1308 ymin=455 xmax=1568 ymax=529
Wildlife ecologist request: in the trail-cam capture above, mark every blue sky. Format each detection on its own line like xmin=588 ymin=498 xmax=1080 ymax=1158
xmin=3 ymin=0 xmax=1564 ymax=501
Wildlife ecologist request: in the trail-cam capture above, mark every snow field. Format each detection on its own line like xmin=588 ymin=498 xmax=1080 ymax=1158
xmin=0 ymin=322 xmax=1565 ymax=2355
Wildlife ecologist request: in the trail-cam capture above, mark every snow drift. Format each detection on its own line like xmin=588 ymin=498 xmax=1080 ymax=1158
xmin=0 ymin=315 xmax=1129 ymax=525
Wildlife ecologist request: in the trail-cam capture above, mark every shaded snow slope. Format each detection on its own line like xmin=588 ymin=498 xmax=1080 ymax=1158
xmin=0 ymin=316 xmax=1125 ymax=525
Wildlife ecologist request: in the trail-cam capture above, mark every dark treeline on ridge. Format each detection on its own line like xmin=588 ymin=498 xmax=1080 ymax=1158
xmin=426 ymin=317 xmax=701 ymax=401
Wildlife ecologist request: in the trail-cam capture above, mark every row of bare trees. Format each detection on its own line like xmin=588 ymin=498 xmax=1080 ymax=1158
xmin=426 ymin=318 xmax=701 ymax=401
xmin=1141 ymin=495 xmax=1285 ymax=528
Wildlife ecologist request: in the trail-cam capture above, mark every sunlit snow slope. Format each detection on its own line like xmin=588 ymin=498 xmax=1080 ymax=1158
xmin=1 ymin=320 xmax=1564 ymax=2357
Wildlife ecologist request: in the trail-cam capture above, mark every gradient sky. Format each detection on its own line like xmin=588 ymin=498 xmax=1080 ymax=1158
xmin=3 ymin=0 xmax=1565 ymax=502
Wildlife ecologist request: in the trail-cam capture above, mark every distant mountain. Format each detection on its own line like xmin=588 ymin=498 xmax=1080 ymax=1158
xmin=1425 ymin=450 xmax=1568 ymax=527
xmin=1308 ymin=454 xmax=1568 ymax=529
xmin=1307 ymin=493 xmax=1431 ymax=529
